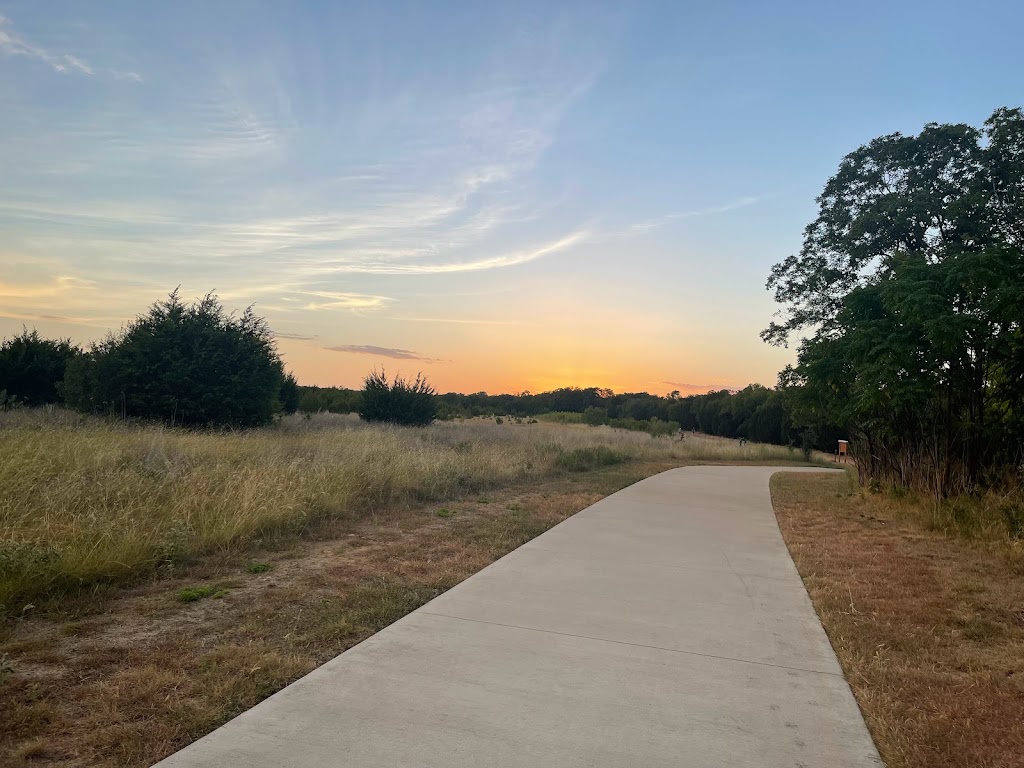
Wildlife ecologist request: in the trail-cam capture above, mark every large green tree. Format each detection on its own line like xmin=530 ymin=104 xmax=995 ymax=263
xmin=64 ymin=291 xmax=294 ymax=427
xmin=766 ymin=107 xmax=1024 ymax=494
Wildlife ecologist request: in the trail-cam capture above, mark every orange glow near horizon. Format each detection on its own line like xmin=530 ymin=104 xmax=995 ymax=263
xmin=275 ymin=333 xmax=791 ymax=397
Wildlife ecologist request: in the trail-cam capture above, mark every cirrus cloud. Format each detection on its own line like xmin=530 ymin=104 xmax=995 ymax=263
xmin=325 ymin=344 xmax=444 ymax=363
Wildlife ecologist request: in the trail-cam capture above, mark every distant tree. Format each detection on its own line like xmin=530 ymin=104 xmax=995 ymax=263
xmin=64 ymin=291 xmax=290 ymax=427
xmin=279 ymin=372 xmax=300 ymax=415
xmin=297 ymin=385 xmax=361 ymax=413
xmin=358 ymin=369 xmax=436 ymax=426
xmin=0 ymin=328 xmax=80 ymax=406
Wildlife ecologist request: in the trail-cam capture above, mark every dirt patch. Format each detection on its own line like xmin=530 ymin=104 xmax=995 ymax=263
xmin=772 ymin=471 xmax=1024 ymax=768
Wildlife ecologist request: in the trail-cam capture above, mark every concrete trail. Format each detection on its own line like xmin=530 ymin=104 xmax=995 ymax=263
xmin=154 ymin=466 xmax=882 ymax=767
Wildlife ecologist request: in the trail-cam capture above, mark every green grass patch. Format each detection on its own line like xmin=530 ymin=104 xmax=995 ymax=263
xmin=246 ymin=562 xmax=271 ymax=574
xmin=177 ymin=586 xmax=227 ymax=603
xmin=435 ymin=508 xmax=455 ymax=518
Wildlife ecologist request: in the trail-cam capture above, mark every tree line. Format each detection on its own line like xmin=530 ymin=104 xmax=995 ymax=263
xmin=2 ymin=299 xmax=820 ymax=444
xmin=2 ymin=301 xmax=824 ymax=449
xmin=300 ymin=382 xmax=816 ymax=447
xmin=1 ymin=292 xmax=300 ymax=427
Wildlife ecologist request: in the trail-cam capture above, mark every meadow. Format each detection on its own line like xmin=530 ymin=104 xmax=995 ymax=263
xmin=0 ymin=409 xmax=828 ymax=765
xmin=0 ymin=409 xmax=819 ymax=612
xmin=5 ymin=409 xmax=1018 ymax=767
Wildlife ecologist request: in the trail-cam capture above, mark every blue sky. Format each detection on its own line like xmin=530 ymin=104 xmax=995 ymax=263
xmin=2 ymin=0 xmax=1022 ymax=393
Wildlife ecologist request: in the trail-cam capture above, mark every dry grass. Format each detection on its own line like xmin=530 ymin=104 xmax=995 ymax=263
xmin=0 ymin=409 xmax=829 ymax=766
xmin=0 ymin=409 xmax=823 ymax=611
xmin=0 ymin=462 xmax=671 ymax=767
xmin=772 ymin=471 xmax=1024 ymax=768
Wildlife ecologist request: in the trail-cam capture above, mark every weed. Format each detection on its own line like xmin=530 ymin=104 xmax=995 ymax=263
xmin=13 ymin=739 xmax=48 ymax=761
xmin=246 ymin=562 xmax=271 ymax=574
xmin=1001 ymin=499 xmax=1024 ymax=538
xmin=435 ymin=508 xmax=455 ymax=518
xmin=177 ymin=586 xmax=224 ymax=603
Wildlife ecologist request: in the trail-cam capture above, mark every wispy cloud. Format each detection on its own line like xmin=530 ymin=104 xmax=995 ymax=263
xmin=660 ymin=380 xmax=738 ymax=395
xmin=62 ymin=54 xmax=93 ymax=75
xmin=274 ymin=331 xmax=317 ymax=341
xmin=632 ymin=197 xmax=759 ymax=234
xmin=298 ymin=291 xmax=392 ymax=311
xmin=325 ymin=345 xmax=442 ymax=363
xmin=0 ymin=275 xmax=95 ymax=299
xmin=0 ymin=14 xmax=141 ymax=82
xmin=384 ymin=316 xmax=527 ymax=326
xmin=311 ymin=230 xmax=590 ymax=275
xmin=0 ymin=7 xmax=607 ymax=346
xmin=0 ymin=14 xmax=72 ymax=73
xmin=110 ymin=68 xmax=143 ymax=83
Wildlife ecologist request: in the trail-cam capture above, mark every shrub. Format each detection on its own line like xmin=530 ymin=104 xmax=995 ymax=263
xmin=0 ymin=328 xmax=80 ymax=406
xmin=63 ymin=291 xmax=294 ymax=427
xmin=0 ymin=389 xmax=24 ymax=412
xmin=358 ymin=369 xmax=436 ymax=426
xmin=555 ymin=446 xmax=628 ymax=472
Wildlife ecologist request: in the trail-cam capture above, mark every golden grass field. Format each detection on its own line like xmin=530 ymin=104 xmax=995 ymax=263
xmin=0 ymin=409 xmax=819 ymax=613
xmin=0 ymin=409 xmax=826 ymax=766
xmin=4 ymin=410 xmax=1021 ymax=767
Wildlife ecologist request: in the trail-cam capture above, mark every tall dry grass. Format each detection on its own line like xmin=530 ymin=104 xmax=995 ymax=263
xmin=0 ymin=409 xmax=822 ymax=609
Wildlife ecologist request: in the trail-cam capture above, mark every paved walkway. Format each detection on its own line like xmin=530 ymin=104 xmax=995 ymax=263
xmin=155 ymin=466 xmax=882 ymax=767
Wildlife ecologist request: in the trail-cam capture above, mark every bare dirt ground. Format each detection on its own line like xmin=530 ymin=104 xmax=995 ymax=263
xmin=0 ymin=463 xmax=670 ymax=767
xmin=772 ymin=471 xmax=1024 ymax=768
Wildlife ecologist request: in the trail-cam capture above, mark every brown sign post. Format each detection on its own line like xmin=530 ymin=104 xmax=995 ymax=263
xmin=836 ymin=440 xmax=849 ymax=463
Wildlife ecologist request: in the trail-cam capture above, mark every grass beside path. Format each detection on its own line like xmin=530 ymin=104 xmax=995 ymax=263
xmin=0 ymin=409 xmax=826 ymax=612
xmin=0 ymin=412 xmax=828 ymax=767
xmin=0 ymin=462 xmax=681 ymax=766
xmin=772 ymin=471 xmax=1024 ymax=768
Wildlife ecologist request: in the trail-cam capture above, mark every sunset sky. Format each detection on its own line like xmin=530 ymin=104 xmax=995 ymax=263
xmin=2 ymin=0 xmax=1021 ymax=395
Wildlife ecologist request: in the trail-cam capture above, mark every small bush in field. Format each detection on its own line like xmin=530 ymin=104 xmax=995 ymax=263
xmin=246 ymin=561 xmax=272 ymax=574
xmin=555 ymin=446 xmax=628 ymax=472
xmin=358 ymin=369 xmax=436 ymax=426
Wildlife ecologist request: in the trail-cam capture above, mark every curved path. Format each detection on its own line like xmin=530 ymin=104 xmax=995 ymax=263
xmin=155 ymin=466 xmax=882 ymax=767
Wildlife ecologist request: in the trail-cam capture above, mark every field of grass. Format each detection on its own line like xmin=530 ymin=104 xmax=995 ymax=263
xmin=0 ymin=409 xmax=826 ymax=766
xmin=772 ymin=471 xmax=1024 ymax=768
xmin=0 ymin=409 xmax=822 ymax=612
